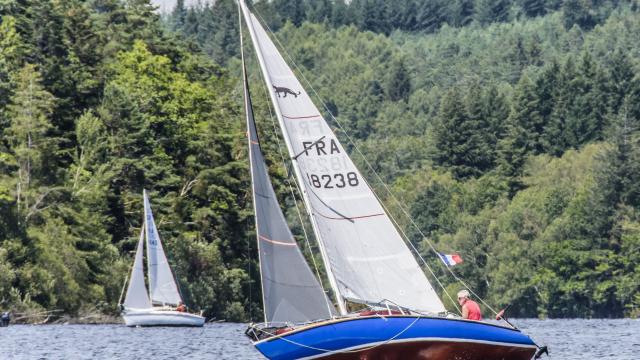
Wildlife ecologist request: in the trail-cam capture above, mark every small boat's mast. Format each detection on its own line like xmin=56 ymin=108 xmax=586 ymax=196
xmin=143 ymin=189 xmax=152 ymax=301
xmin=238 ymin=0 xmax=347 ymax=315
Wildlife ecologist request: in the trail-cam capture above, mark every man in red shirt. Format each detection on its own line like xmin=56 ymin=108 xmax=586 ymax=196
xmin=458 ymin=290 xmax=482 ymax=320
xmin=176 ymin=301 xmax=187 ymax=313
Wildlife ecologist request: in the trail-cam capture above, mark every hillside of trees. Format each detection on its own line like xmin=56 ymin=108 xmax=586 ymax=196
xmin=0 ymin=0 xmax=638 ymax=322
xmin=0 ymin=0 xmax=256 ymax=322
xmin=169 ymin=0 xmax=640 ymax=318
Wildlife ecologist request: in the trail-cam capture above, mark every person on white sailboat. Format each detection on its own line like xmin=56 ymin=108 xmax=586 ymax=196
xmin=176 ymin=301 xmax=186 ymax=313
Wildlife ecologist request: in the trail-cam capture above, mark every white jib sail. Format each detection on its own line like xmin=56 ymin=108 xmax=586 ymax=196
xmin=144 ymin=190 xmax=182 ymax=306
xmin=123 ymin=227 xmax=152 ymax=309
xmin=242 ymin=4 xmax=445 ymax=314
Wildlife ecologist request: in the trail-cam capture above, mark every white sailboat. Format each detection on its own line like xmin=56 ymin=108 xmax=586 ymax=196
xmin=120 ymin=190 xmax=205 ymax=327
xmin=238 ymin=1 xmax=546 ymax=359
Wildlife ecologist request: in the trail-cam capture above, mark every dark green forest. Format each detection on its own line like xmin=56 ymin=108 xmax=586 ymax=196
xmin=1 ymin=0 xmax=639 ymax=322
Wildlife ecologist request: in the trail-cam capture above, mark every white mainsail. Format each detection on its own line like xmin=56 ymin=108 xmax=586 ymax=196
xmin=123 ymin=227 xmax=152 ymax=309
xmin=240 ymin=2 xmax=445 ymax=314
xmin=144 ymin=190 xmax=182 ymax=306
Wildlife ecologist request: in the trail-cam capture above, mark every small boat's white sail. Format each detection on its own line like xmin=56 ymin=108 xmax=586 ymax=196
xmin=143 ymin=190 xmax=182 ymax=306
xmin=241 ymin=3 xmax=445 ymax=314
xmin=242 ymin=52 xmax=335 ymax=323
xmin=123 ymin=227 xmax=152 ymax=309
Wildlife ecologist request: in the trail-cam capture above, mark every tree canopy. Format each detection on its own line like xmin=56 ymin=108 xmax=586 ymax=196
xmin=0 ymin=0 xmax=639 ymax=321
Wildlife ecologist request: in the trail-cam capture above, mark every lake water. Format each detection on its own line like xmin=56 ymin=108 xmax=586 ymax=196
xmin=0 ymin=319 xmax=638 ymax=359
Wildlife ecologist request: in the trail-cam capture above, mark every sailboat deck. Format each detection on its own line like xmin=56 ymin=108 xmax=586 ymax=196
xmin=249 ymin=315 xmax=537 ymax=360
xmin=249 ymin=313 xmax=522 ymax=344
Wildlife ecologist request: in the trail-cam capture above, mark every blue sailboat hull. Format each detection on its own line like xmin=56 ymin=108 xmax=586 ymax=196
xmin=253 ymin=315 xmax=538 ymax=360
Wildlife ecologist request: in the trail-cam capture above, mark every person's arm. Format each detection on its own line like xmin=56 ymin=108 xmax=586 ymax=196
xmin=461 ymin=303 xmax=469 ymax=319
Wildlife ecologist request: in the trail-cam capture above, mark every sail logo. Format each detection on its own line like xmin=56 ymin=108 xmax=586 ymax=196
xmin=273 ymin=84 xmax=301 ymax=98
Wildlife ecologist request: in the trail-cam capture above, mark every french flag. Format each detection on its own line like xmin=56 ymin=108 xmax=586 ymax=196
xmin=438 ymin=253 xmax=463 ymax=267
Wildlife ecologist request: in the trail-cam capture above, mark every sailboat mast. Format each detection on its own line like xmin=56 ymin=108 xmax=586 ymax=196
xmin=143 ymin=189 xmax=152 ymax=300
xmin=238 ymin=0 xmax=347 ymax=315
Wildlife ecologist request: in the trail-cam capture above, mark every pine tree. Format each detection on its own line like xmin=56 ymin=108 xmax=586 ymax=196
xmin=464 ymin=82 xmax=496 ymax=173
xmin=518 ymin=0 xmax=547 ymax=17
xmin=182 ymin=7 xmax=200 ymax=37
xmin=483 ymin=84 xmax=510 ymax=143
xmin=534 ymin=60 xmax=559 ymax=153
xmin=171 ymin=0 xmax=187 ymax=32
xmin=5 ymin=64 xmax=56 ymax=218
xmin=306 ymin=0 xmax=332 ymax=23
xmin=447 ymin=0 xmax=475 ymax=27
xmin=388 ymin=0 xmax=417 ymax=31
xmin=541 ymin=58 xmax=575 ymax=156
xmin=606 ymin=49 xmax=637 ymax=116
xmin=562 ymin=0 xmax=596 ymax=30
xmin=331 ymin=1 xmax=351 ymax=27
xmin=434 ymin=86 xmax=492 ymax=179
xmin=474 ymin=0 xmax=511 ymax=25
xmin=416 ymin=0 xmax=447 ymax=33
xmin=410 ymin=181 xmax=453 ymax=240
xmin=566 ymin=53 xmax=607 ymax=147
xmin=0 ymin=16 xmax=27 ymax=129
xmin=274 ymin=0 xmax=305 ymax=26
xmin=353 ymin=0 xmax=390 ymax=34
xmin=496 ymin=74 xmax=541 ymax=193
xmin=384 ymin=57 xmax=411 ymax=102
xmin=434 ymin=89 xmax=467 ymax=167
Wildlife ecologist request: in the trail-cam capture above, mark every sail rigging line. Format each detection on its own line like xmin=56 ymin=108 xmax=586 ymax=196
xmin=239 ymin=3 xmax=335 ymax=321
xmin=249 ymin=7 xmax=495 ymax=317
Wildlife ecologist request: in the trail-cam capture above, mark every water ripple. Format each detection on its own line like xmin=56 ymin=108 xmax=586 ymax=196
xmin=0 ymin=319 xmax=637 ymax=359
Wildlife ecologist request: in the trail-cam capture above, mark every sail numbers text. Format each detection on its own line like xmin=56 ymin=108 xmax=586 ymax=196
xmin=300 ymin=138 xmax=359 ymax=188
xmin=307 ymin=172 xmax=359 ymax=189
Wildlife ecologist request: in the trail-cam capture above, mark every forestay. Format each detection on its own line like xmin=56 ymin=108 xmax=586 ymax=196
xmin=144 ymin=190 xmax=182 ymax=306
xmin=123 ymin=227 xmax=152 ymax=309
xmin=242 ymin=4 xmax=446 ymax=314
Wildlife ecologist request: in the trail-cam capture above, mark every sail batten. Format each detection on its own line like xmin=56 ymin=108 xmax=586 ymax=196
xmin=144 ymin=190 xmax=182 ymax=306
xmin=241 ymin=21 xmax=335 ymax=323
xmin=240 ymin=3 xmax=446 ymax=314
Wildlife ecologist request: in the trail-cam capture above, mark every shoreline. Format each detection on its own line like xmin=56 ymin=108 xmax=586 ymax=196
xmin=6 ymin=315 xmax=637 ymax=326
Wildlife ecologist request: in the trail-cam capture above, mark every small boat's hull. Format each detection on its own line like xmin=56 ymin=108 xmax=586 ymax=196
xmin=122 ymin=309 xmax=205 ymax=327
xmin=254 ymin=316 xmax=538 ymax=360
